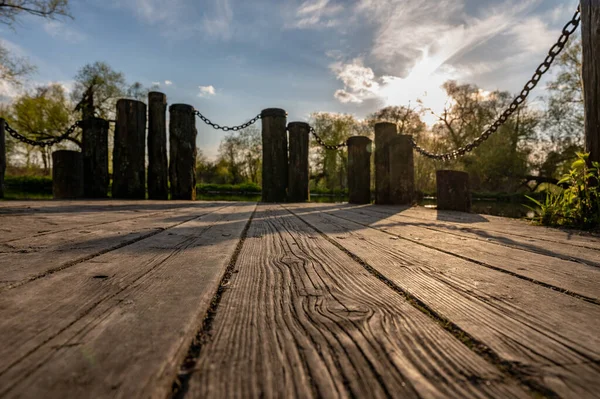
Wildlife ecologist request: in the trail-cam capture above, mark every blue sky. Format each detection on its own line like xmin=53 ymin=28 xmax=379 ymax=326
xmin=0 ymin=0 xmax=580 ymax=158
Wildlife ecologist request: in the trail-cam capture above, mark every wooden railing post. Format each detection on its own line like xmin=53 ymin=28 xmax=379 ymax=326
xmin=0 ymin=118 xmax=5 ymax=199
xmin=581 ymin=0 xmax=600 ymax=165
xmin=347 ymin=136 xmax=372 ymax=204
xmin=389 ymin=135 xmax=415 ymax=204
xmin=436 ymin=170 xmax=471 ymax=212
xmin=374 ymin=122 xmax=397 ymax=204
xmin=113 ymin=99 xmax=147 ymax=199
xmin=261 ymin=108 xmax=287 ymax=203
xmin=52 ymin=150 xmax=83 ymax=199
xmin=288 ymin=122 xmax=310 ymax=202
xmin=82 ymin=117 xmax=109 ymax=198
xmin=148 ymin=92 xmax=169 ymax=200
xmin=169 ymin=104 xmax=197 ymax=200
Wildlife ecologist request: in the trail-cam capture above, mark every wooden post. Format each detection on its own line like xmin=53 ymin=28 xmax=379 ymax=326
xmin=288 ymin=122 xmax=310 ymax=202
xmin=82 ymin=117 xmax=109 ymax=198
xmin=113 ymin=99 xmax=147 ymax=199
xmin=0 ymin=118 xmax=5 ymax=199
xmin=261 ymin=108 xmax=287 ymax=203
xmin=581 ymin=0 xmax=600 ymax=165
xmin=436 ymin=170 xmax=471 ymax=212
xmin=374 ymin=122 xmax=397 ymax=204
xmin=169 ymin=104 xmax=197 ymax=200
xmin=389 ymin=135 xmax=415 ymax=205
xmin=148 ymin=92 xmax=169 ymax=200
xmin=347 ymin=136 xmax=372 ymax=204
xmin=52 ymin=150 xmax=83 ymax=199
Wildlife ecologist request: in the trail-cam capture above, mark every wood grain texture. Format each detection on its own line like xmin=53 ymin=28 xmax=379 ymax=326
xmin=186 ymin=204 xmax=528 ymax=399
xmin=436 ymin=170 xmax=471 ymax=212
xmin=374 ymin=122 xmax=396 ymax=204
xmin=113 ymin=99 xmax=146 ymax=199
xmin=148 ymin=92 xmax=169 ymax=200
xmin=582 ymin=0 xmax=600 ymax=164
xmin=169 ymin=104 xmax=197 ymax=200
xmin=285 ymin=203 xmax=600 ymax=398
xmin=336 ymin=205 xmax=600 ymax=301
xmin=52 ymin=150 xmax=84 ymax=199
xmin=0 ymin=203 xmax=225 ymax=289
xmin=82 ymin=117 xmax=109 ymax=198
xmin=261 ymin=108 xmax=288 ymax=203
xmin=389 ymin=135 xmax=414 ymax=205
xmin=347 ymin=136 xmax=372 ymax=204
xmin=0 ymin=203 xmax=255 ymax=399
xmin=0 ymin=118 xmax=6 ymax=199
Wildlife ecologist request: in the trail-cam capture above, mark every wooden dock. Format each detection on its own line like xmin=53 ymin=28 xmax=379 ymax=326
xmin=0 ymin=200 xmax=599 ymax=398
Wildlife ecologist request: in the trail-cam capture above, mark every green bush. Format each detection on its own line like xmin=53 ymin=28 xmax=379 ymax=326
xmin=196 ymin=182 xmax=261 ymax=194
xmin=527 ymin=153 xmax=600 ymax=229
xmin=4 ymin=175 xmax=53 ymax=194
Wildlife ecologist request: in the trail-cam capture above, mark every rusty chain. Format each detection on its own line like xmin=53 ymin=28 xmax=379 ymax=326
xmin=309 ymin=126 xmax=347 ymax=150
xmin=4 ymin=120 xmax=82 ymax=148
xmin=410 ymin=7 xmax=581 ymax=162
xmin=193 ymin=109 xmax=261 ymax=132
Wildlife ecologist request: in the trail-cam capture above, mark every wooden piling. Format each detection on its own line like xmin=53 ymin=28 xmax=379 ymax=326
xmin=148 ymin=92 xmax=169 ymax=200
xmin=112 ymin=99 xmax=147 ymax=199
xmin=389 ymin=135 xmax=415 ymax=205
xmin=288 ymin=122 xmax=310 ymax=202
xmin=581 ymin=0 xmax=600 ymax=165
xmin=347 ymin=136 xmax=372 ymax=204
xmin=82 ymin=117 xmax=109 ymax=198
xmin=374 ymin=122 xmax=397 ymax=204
xmin=169 ymin=104 xmax=197 ymax=200
xmin=261 ymin=108 xmax=288 ymax=203
xmin=0 ymin=118 xmax=5 ymax=199
xmin=436 ymin=170 xmax=471 ymax=212
xmin=52 ymin=150 xmax=83 ymax=199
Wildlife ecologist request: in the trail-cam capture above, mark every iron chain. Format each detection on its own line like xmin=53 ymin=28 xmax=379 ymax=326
xmin=193 ymin=109 xmax=261 ymax=132
xmin=309 ymin=126 xmax=347 ymax=150
xmin=4 ymin=120 xmax=82 ymax=148
xmin=410 ymin=7 xmax=581 ymax=162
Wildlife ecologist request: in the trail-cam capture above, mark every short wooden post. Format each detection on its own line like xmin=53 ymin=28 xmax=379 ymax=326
xmin=347 ymin=136 xmax=372 ymax=204
xmin=287 ymin=122 xmax=310 ymax=202
xmin=389 ymin=135 xmax=415 ymax=205
xmin=261 ymin=108 xmax=288 ymax=203
xmin=436 ymin=170 xmax=471 ymax=212
xmin=148 ymin=92 xmax=169 ymax=200
xmin=581 ymin=1 xmax=600 ymax=165
xmin=374 ymin=122 xmax=397 ymax=204
xmin=0 ymin=118 xmax=6 ymax=199
xmin=113 ymin=99 xmax=146 ymax=199
xmin=169 ymin=104 xmax=197 ymax=200
xmin=52 ymin=150 xmax=83 ymax=199
xmin=82 ymin=117 xmax=109 ymax=198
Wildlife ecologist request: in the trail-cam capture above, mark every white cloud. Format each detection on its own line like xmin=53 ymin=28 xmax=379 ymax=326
xmin=43 ymin=21 xmax=86 ymax=43
xmin=198 ymin=85 xmax=216 ymax=97
xmin=290 ymin=0 xmax=344 ymax=29
xmin=164 ymin=80 xmax=173 ymax=85
xmin=151 ymin=81 xmax=161 ymax=86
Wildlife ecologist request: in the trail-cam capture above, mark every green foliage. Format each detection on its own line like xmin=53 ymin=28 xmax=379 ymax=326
xmin=196 ymin=182 xmax=261 ymax=194
xmin=72 ymin=61 xmax=127 ymax=119
xmin=527 ymin=153 xmax=600 ymax=229
xmin=4 ymin=175 xmax=52 ymax=194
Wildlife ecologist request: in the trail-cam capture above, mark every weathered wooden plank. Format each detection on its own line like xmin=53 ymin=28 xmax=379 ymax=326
xmin=186 ymin=204 xmax=528 ymax=398
xmin=389 ymin=205 xmax=600 ymax=251
xmin=285 ymin=203 xmax=600 ymax=398
xmin=364 ymin=204 xmax=600 ymax=268
xmin=332 ymin=205 xmax=600 ymax=301
xmin=0 ymin=203 xmax=226 ymax=289
xmin=0 ymin=203 xmax=255 ymax=399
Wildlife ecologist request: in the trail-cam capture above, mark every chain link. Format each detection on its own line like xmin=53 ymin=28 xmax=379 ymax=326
xmin=410 ymin=7 xmax=581 ymax=162
xmin=309 ymin=126 xmax=347 ymax=150
xmin=193 ymin=109 xmax=261 ymax=132
xmin=4 ymin=120 xmax=82 ymax=148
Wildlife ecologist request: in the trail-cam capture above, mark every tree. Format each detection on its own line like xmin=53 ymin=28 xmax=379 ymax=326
xmin=0 ymin=0 xmax=70 ymax=26
xmin=9 ymin=83 xmax=75 ymax=171
xmin=72 ymin=61 xmax=127 ymax=119
xmin=0 ymin=43 xmax=35 ymax=86
xmin=127 ymin=82 xmax=148 ymax=102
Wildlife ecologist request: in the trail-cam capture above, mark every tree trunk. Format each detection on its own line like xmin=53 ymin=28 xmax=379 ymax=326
xmin=148 ymin=92 xmax=169 ymax=200
xmin=169 ymin=104 xmax=197 ymax=200
xmin=112 ymin=99 xmax=146 ymax=199
xmin=82 ymin=117 xmax=109 ymax=198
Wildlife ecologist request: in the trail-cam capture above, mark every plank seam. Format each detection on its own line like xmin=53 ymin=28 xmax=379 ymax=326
xmin=0 ymin=205 xmax=230 ymax=293
xmin=170 ymin=204 xmax=257 ymax=399
xmin=325 ymin=208 xmax=600 ymax=306
xmin=284 ymin=205 xmax=560 ymax=399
